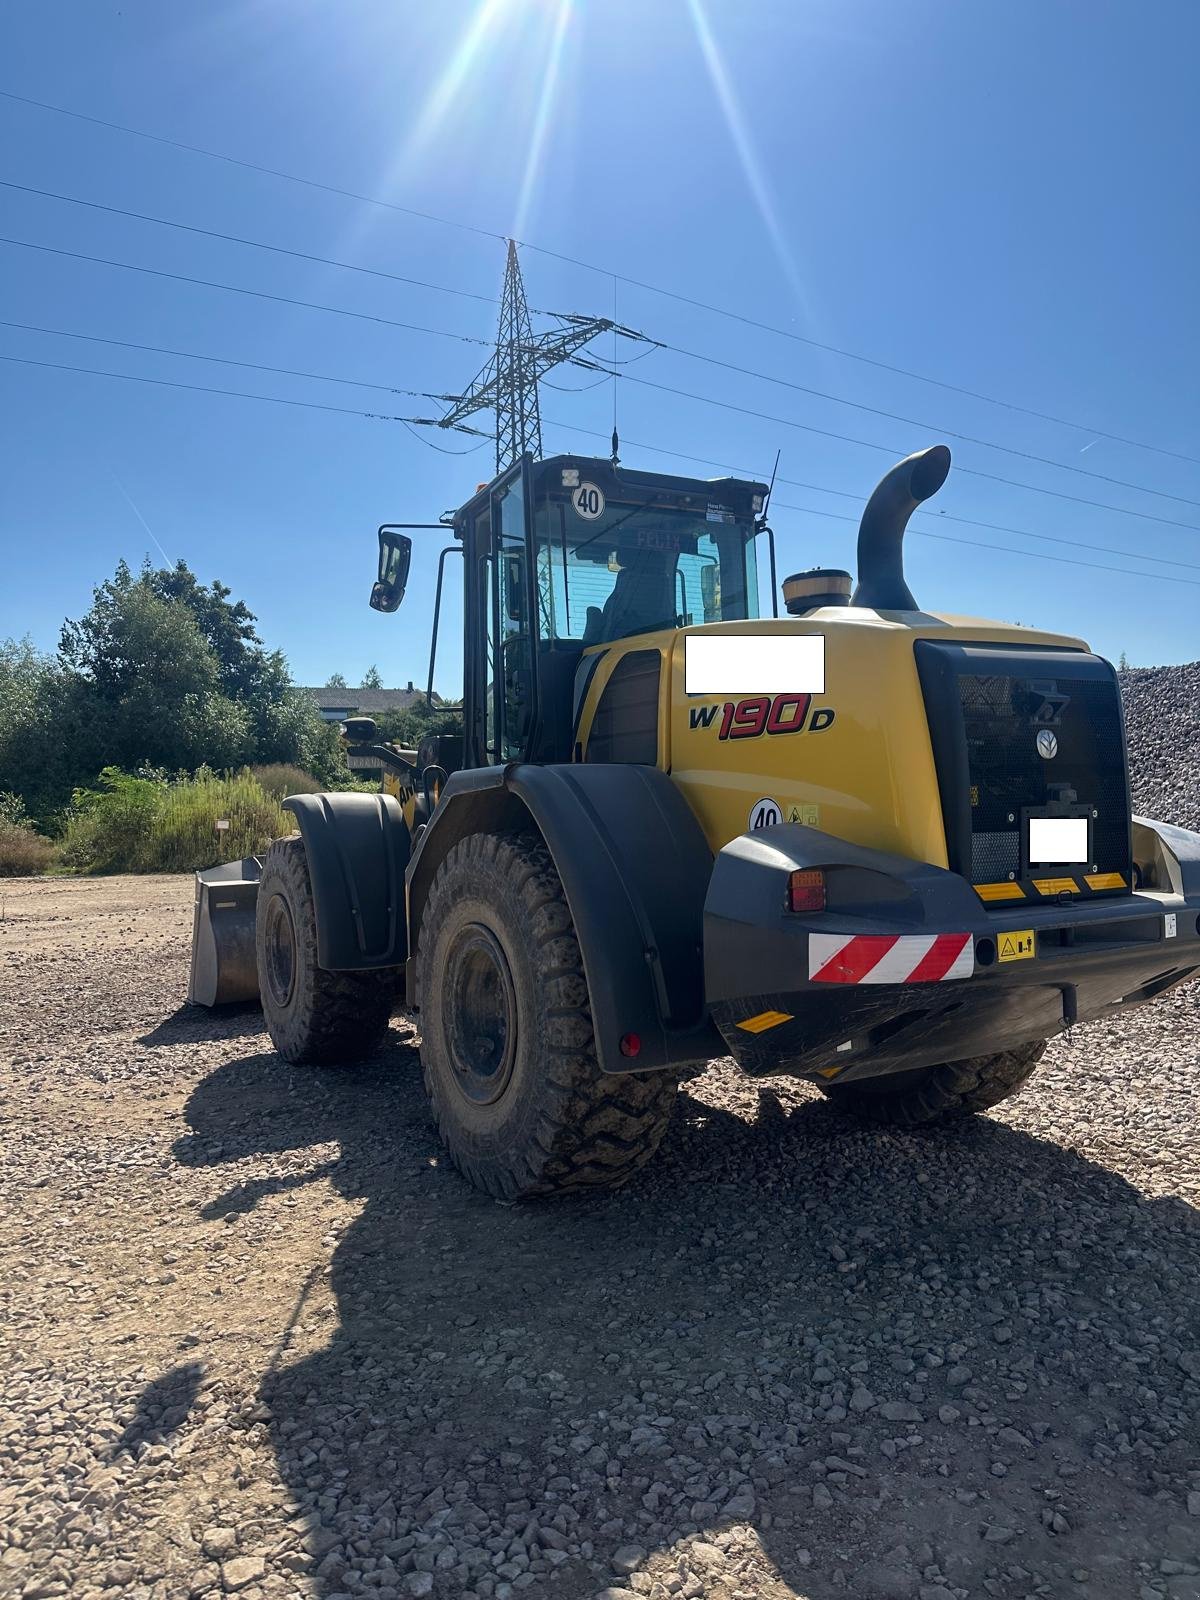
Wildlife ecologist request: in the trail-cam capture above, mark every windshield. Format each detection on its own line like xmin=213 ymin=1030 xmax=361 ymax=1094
xmin=533 ymin=496 xmax=759 ymax=646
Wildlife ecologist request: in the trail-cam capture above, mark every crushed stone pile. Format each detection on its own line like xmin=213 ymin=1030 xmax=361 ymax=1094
xmin=1119 ymin=659 xmax=1200 ymax=830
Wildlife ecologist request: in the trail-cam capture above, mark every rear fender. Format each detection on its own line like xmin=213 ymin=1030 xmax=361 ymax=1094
xmin=405 ymin=764 xmax=721 ymax=1074
xmin=282 ymin=792 xmax=410 ymax=970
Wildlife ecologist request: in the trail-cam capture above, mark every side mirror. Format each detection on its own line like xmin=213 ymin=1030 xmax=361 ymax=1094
xmin=370 ymin=529 xmax=412 ymax=613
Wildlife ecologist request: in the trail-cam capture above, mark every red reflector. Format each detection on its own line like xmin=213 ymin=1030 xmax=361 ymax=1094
xmin=788 ymin=869 xmax=826 ymax=914
xmin=619 ymin=1032 xmax=641 ymax=1058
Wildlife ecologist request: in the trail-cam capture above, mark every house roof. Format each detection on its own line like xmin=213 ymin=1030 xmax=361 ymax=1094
xmin=302 ymin=687 xmax=432 ymax=713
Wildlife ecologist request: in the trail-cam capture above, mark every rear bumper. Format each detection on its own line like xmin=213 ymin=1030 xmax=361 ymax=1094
xmin=704 ymin=819 xmax=1200 ymax=1082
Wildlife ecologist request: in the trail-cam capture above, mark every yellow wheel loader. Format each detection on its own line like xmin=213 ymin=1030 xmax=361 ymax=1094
xmin=189 ymin=445 xmax=1200 ymax=1198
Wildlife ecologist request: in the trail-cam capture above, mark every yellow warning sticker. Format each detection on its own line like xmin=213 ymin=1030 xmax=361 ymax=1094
xmin=998 ymin=930 xmax=1036 ymax=963
xmin=786 ymin=803 xmax=820 ymax=827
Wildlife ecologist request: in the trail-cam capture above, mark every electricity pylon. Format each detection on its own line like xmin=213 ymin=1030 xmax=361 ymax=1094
xmin=438 ymin=239 xmax=644 ymax=474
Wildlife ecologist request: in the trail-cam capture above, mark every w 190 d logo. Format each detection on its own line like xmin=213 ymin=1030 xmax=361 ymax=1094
xmin=688 ymin=694 xmax=836 ymax=740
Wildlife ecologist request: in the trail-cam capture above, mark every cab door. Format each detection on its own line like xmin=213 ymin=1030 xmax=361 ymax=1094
xmin=464 ymin=454 xmax=538 ymax=767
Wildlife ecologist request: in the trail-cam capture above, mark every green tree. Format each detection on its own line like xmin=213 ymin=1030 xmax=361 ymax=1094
xmin=325 ymin=671 xmax=348 ymax=688
xmin=62 ymin=559 xmax=333 ymax=771
xmin=0 ymin=637 xmax=94 ymax=827
xmin=2 ymin=562 xmax=343 ymax=822
xmin=360 ymin=664 xmax=384 ymax=690
xmin=375 ymin=697 xmax=462 ymax=749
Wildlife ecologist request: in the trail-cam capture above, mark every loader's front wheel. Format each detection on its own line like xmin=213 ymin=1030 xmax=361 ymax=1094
xmin=819 ymin=1042 xmax=1046 ymax=1129
xmin=416 ymin=831 xmax=677 ymax=1199
xmin=257 ymin=837 xmax=395 ymax=1064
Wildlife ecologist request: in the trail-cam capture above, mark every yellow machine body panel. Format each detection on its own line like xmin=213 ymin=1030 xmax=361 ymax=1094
xmin=576 ymin=609 xmax=1089 ymax=866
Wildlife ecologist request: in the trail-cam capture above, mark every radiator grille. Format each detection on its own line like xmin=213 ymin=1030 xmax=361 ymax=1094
xmin=915 ymin=642 xmax=1131 ymax=896
xmin=961 ymin=672 xmax=1128 ymax=881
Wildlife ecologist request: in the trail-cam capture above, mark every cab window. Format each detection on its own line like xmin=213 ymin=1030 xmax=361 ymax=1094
xmin=534 ymin=499 xmax=759 ymax=646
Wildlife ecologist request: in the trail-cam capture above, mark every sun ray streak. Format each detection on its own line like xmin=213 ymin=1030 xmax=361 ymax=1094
xmin=513 ymin=0 xmax=573 ymax=241
xmin=403 ymin=0 xmax=513 ymax=160
xmin=684 ymin=0 xmax=811 ymax=314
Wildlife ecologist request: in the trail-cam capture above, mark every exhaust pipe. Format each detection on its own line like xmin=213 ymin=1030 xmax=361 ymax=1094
xmin=852 ymin=444 xmax=951 ymax=611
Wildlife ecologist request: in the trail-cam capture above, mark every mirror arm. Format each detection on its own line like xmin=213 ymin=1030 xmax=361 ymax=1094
xmin=427 ymin=546 xmax=462 ymax=711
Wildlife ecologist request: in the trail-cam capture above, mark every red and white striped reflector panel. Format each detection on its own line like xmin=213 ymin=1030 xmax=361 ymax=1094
xmin=809 ymin=932 xmax=973 ymax=985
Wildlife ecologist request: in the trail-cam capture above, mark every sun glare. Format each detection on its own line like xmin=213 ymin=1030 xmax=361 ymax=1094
xmin=512 ymin=0 xmax=573 ymax=240
xmin=684 ymin=0 xmax=812 ymax=314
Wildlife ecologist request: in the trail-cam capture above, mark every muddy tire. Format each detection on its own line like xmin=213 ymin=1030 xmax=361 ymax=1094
xmin=256 ymin=836 xmax=396 ymax=1064
xmin=819 ymin=1042 xmax=1046 ymax=1128
xmin=416 ymin=831 xmax=677 ymax=1199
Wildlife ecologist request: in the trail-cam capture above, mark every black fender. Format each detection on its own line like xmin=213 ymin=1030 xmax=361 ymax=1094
xmin=282 ymin=792 xmax=410 ymax=970
xmin=405 ymin=763 xmax=722 ymax=1074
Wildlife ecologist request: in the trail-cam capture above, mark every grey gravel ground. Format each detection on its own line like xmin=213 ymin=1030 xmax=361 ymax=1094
xmin=1 ymin=662 xmax=1198 ymax=1600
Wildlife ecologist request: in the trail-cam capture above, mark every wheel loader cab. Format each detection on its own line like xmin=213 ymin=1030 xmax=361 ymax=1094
xmin=454 ymin=453 xmax=768 ymax=773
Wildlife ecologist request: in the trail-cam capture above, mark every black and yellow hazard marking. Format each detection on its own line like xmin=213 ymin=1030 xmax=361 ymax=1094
xmin=1032 ymin=876 xmax=1078 ymax=897
xmin=998 ymin=929 xmax=1036 ymax=963
xmin=976 ymin=881 xmax=1026 ymax=902
xmin=1084 ymin=872 xmax=1126 ymax=891
xmin=736 ymin=1009 xmax=794 ymax=1034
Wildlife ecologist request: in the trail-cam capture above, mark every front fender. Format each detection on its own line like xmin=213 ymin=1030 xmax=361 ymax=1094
xmin=406 ymin=763 xmax=721 ymax=1074
xmin=282 ymin=792 xmax=410 ymax=970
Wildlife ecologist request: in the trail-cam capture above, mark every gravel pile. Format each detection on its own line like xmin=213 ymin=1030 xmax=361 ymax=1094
xmin=1119 ymin=660 xmax=1200 ymax=830
xmin=2 ymin=876 xmax=1199 ymax=1600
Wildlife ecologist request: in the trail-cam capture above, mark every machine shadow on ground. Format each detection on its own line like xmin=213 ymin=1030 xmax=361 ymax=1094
xmin=175 ymin=1027 xmax=1200 ymax=1600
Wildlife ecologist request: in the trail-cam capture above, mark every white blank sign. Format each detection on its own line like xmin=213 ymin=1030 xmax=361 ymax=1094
xmin=685 ymin=634 xmax=825 ymax=695
xmin=1029 ymin=816 xmax=1089 ymax=864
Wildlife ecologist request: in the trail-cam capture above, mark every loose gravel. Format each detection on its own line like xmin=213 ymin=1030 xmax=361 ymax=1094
xmin=1 ymin=662 xmax=1197 ymax=1600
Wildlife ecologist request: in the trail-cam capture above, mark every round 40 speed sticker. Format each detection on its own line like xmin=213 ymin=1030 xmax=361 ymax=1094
xmin=748 ymin=797 xmax=782 ymax=830
xmin=572 ymin=482 xmax=605 ymax=521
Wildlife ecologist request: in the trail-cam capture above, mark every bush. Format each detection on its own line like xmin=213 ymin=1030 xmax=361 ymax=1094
xmin=0 ymin=793 xmax=57 ymax=875
xmin=148 ymin=770 xmax=288 ymax=872
xmin=59 ymin=768 xmax=165 ymax=874
xmin=59 ymin=767 xmax=290 ymax=874
xmin=250 ymin=763 xmax=324 ymax=801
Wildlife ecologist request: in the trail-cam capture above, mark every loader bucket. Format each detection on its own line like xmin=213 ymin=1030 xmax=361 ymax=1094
xmin=188 ymin=857 xmax=263 ymax=1007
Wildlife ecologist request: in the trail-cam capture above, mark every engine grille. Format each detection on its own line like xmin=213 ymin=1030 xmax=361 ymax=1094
xmin=961 ymin=671 xmax=1128 ymax=881
xmin=916 ymin=643 xmax=1132 ymax=895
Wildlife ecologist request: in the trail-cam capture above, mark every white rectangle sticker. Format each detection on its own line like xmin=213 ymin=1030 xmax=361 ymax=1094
xmin=1029 ymin=816 xmax=1089 ymax=864
xmin=684 ymin=634 xmax=825 ymax=695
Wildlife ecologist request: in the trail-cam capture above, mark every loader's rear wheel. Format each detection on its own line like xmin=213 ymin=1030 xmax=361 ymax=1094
xmin=819 ymin=1042 xmax=1046 ymax=1128
xmin=257 ymin=837 xmax=395 ymax=1064
xmin=416 ymin=831 xmax=677 ymax=1199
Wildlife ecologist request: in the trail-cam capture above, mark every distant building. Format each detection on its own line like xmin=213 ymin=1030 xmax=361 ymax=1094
xmin=302 ymin=682 xmax=431 ymax=724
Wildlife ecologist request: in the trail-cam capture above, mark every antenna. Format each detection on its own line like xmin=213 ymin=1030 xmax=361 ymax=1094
xmin=760 ymin=448 xmax=781 ymax=528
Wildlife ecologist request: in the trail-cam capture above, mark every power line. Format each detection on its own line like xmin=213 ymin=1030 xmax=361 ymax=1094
xmin=12 ymin=312 xmax=1200 ymax=582
xmin=0 ymin=235 xmax=492 ymax=347
xmin=0 ymin=338 xmax=1187 ymax=586
xmin=651 ymin=338 xmax=1200 ymax=509
xmin=772 ymin=499 xmax=1200 ymax=590
xmin=7 ymin=215 xmax=1193 ymax=536
xmin=3 ymin=83 xmax=1195 ymax=469
xmin=0 ymin=351 xmax=492 ymax=436
xmin=0 ymin=317 xmax=440 ymax=400
xmin=0 ymin=87 xmax=505 ymax=246
xmin=11 ymin=172 xmax=1193 ymax=511
xmin=588 ymin=367 xmax=1200 ymax=536
xmin=0 ymin=177 xmax=500 ymax=309
xmin=6 ymin=308 xmax=1197 ymax=578
xmin=540 ymin=418 xmax=1200 ymax=582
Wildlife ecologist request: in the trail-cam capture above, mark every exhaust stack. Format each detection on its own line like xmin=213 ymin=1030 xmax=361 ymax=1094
xmin=852 ymin=444 xmax=951 ymax=611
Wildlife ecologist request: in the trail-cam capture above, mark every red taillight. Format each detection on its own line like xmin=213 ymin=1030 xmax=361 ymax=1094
xmin=788 ymin=869 xmax=826 ymax=914
xmin=619 ymin=1032 xmax=641 ymax=1058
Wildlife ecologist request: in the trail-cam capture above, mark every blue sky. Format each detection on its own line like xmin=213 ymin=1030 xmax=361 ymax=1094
xmin=2 ymin=0 xmax=1198 ymax=695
